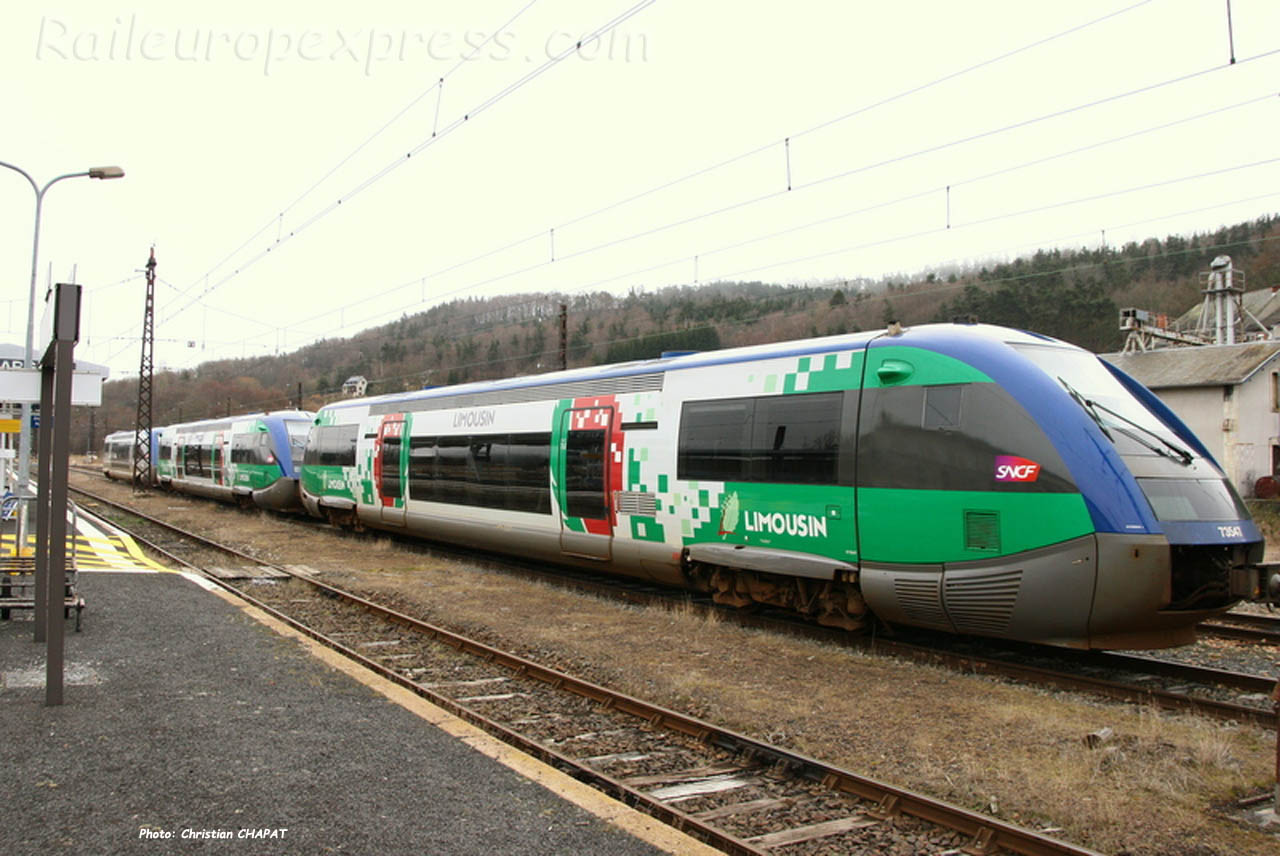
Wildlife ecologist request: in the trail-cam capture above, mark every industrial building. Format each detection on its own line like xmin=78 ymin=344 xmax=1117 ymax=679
xmin=1102 ymin=342 xmax=1280 ymax=498
xmin=1105 ymin=255 xmax=1280 ymax=498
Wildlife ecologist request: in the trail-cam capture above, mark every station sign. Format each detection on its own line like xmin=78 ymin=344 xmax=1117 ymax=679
xmin=0 ymin=369 xmax=103 ymax=406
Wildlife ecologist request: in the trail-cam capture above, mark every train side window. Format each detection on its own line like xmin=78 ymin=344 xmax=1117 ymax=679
xmin=678 ymin=399 xmax=753 ymax=482
xmin=380 ymin=434 xmax=402 ymax=500
xmin=507 ymin=432 xmax=551 ymax=514
xmin=406 ymin=432 xmax=551 ymax=514
xmin=185 ymin=444 xmax=208 ymax=477
xmin=408 ymin=436 xmax=438 ymax=501
xmin=434 ymin=436 xmax=472 ymax=505
xmin=749 ymin=392 xmax=841 ymax=484
xmin=565 ymin=429 xmax=607 ymax=520
xmin=680 ymin=393 xmax=841 ymax=485
xmin=230 ymin=434 xmax=255 ymax=464
xmin=858 ymin=383 xmax=1075 ymax=492
xmin=470 ymin=437 xmax=502 ymax=510
xmin=304 ymin=424 xmax=359 ymax=468
xmin=923 ymin=385 xmax=962 ymax=430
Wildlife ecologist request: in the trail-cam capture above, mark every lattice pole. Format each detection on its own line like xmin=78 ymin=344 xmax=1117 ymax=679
xmin=559 ymin=303 xmax=567 ymax=371
xmin=132 ymin=247 xmax=156 ymax=487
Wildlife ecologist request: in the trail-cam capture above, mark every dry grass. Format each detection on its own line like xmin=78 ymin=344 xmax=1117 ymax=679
xmin=74 ymin=470 xmax=1280 ymax=856
xmin=365 ymin=579 xmax=1278 ymax=856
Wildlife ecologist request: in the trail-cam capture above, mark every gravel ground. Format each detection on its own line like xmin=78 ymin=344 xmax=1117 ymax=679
xmin=71 ymin=470 xmax=1280 ymax=856
xmin=1134 ymin=629 xmax=1280 ymax=691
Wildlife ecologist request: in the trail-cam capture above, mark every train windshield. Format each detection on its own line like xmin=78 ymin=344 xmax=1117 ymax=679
xmin=1009 ymin=343 xmax=1191 ymax=456
xmin=1136 ymin=477 xmax=1248 ymax=521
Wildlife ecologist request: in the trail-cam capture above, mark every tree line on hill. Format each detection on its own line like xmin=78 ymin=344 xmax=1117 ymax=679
xmin=78 ymin=213 xmax=1280 ymax=454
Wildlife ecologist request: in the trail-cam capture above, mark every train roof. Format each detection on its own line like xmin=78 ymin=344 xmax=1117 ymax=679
xmin=164 ymin=409 xmax=314 ymax=432
xmin=318 ymin=323 xmax=1081 ymax=414
xmin=103 ymin=429 xmax=147 ymax=441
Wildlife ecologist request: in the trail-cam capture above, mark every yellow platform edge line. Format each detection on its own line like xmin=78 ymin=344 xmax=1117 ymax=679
xmin=1 ymin=532 xmax=175 ymax=573
xmin=113 ymin=532 xmax=177 ymax=573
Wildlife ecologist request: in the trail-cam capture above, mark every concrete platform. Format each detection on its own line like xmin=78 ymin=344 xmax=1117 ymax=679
xmin=0 ymin=566 xmax=714 ymax=854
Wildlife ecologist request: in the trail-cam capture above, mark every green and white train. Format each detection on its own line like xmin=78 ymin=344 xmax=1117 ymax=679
xmin=104 ymin=410 xmax=314 ymax=510
xmin=299 ymin=323 xmax=1277 ymax=650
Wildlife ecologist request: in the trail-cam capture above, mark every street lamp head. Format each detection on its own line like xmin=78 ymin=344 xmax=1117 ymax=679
xmin=88 ymin=166 xmax=124 ymax=179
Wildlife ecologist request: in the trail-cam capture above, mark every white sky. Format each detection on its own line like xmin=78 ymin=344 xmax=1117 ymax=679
xmin=2 ymin=0 xmax=1278 ymax=379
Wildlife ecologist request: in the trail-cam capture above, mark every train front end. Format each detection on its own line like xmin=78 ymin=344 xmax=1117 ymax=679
xmin=1008 ymin=337 xmax=1274 ymax=648
xmin=249 ymin=412 xmax=315 ymax=512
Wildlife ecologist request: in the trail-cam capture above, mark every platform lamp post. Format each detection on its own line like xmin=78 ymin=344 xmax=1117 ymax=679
xmin=0 ymin=160 xmax=124 ymax=555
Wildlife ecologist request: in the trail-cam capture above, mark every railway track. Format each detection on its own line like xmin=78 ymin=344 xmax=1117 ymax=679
xmin=69 ymin=480 xmax=1279 ymax=732
xmin=1199 ymin=612 xmax=1280 ymax=646
xmin=69 ymin=485 xmax=1103 ymax=855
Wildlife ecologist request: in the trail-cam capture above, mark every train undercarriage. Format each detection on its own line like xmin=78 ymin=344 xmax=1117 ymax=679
xmin=683 ymin=561 xmax=868 ymax=631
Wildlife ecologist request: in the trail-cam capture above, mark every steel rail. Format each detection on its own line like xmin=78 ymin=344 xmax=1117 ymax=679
xmin=863 ymin=638 xmax=1277 ymax=729
xmin=1087 ymin=650 xmax=1276 ymax=694
xmin=70 ymin=484 xmax=1101 ymax=856
xmin=1199 ymin=616 xmax=1280 ymax=646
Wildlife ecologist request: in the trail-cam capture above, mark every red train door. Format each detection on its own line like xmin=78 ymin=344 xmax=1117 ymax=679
xmin=375 ymin=416 xmax=406 ymax=526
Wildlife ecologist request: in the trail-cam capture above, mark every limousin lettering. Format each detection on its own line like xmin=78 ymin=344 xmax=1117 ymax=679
xmin=744 ymin=510 xmax=828 ymax=539
xmin=452 ymin=409 xmax=496 ymax=428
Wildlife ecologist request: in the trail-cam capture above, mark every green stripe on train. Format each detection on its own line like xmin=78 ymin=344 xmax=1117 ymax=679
xmin=857 ymin=488 xmax=1093 ymax=563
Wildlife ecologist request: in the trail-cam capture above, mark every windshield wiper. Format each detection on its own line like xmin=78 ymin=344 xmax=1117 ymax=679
xmin=1058 ymin=378 xmax=1113 ymax=442
xmin=1089 ymin=400 xmax=1194 ymax=466
xmin=1058 ymin=378 xmax=1194 ymax=465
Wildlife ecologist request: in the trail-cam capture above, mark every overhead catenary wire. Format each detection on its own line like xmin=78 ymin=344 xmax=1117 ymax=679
xmin=92 ymin=2 xmax=1278 ymax=372
xmin=124 ymin=0 xmax=1154 ymax=353
xmin=262 ymin=83 xmax=1280 ymax=348
xmin=152 ymin=0 xmax=658 ymax=331
xmin=219 ymin=49 xmax=1280 ymax=354
xmin=214 ymin=168 xmax=1280 ymax=375
xmin=99 ymin=0 xmax=655 ymax=368
xmin=170 ymin=0 xmax=547 ymax=304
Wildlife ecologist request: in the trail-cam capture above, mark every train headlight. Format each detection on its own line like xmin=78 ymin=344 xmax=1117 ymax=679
xmin=1269 ymin=572 xmax=1280 ymax=602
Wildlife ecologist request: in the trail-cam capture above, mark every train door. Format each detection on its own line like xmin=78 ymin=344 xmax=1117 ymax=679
xmin=557 ymin=406 xmax=614 ymax=560
xmin=376 ymin=416 xmax=406 ymax=526
xmin=212 ymin=432 xmax=225 ymax=486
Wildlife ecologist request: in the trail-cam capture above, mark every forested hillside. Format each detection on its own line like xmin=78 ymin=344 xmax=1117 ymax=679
xmin=79 ymin=214 xmax=1280 ymax=452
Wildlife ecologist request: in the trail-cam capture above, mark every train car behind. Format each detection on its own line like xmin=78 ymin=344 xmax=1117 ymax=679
xmin=159 ymin=410 xmax=314 ymax=510
xmin=102 ymin=429 xmax=157 ymax=482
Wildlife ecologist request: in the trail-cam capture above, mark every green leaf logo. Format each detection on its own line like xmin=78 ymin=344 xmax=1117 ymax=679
xmin=719 ymin=492 xmax=740 ymax=536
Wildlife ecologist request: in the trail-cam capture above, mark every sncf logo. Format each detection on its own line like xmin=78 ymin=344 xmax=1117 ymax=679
xmin=995 ymin=455 xmax=1040 ymax=483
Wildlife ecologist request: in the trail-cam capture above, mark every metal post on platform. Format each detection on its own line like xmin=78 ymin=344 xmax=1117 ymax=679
xmin=32 ymin=349 xmax=54 ymax=644
xmin=34 ymin=282 xmax=81 ymax=706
